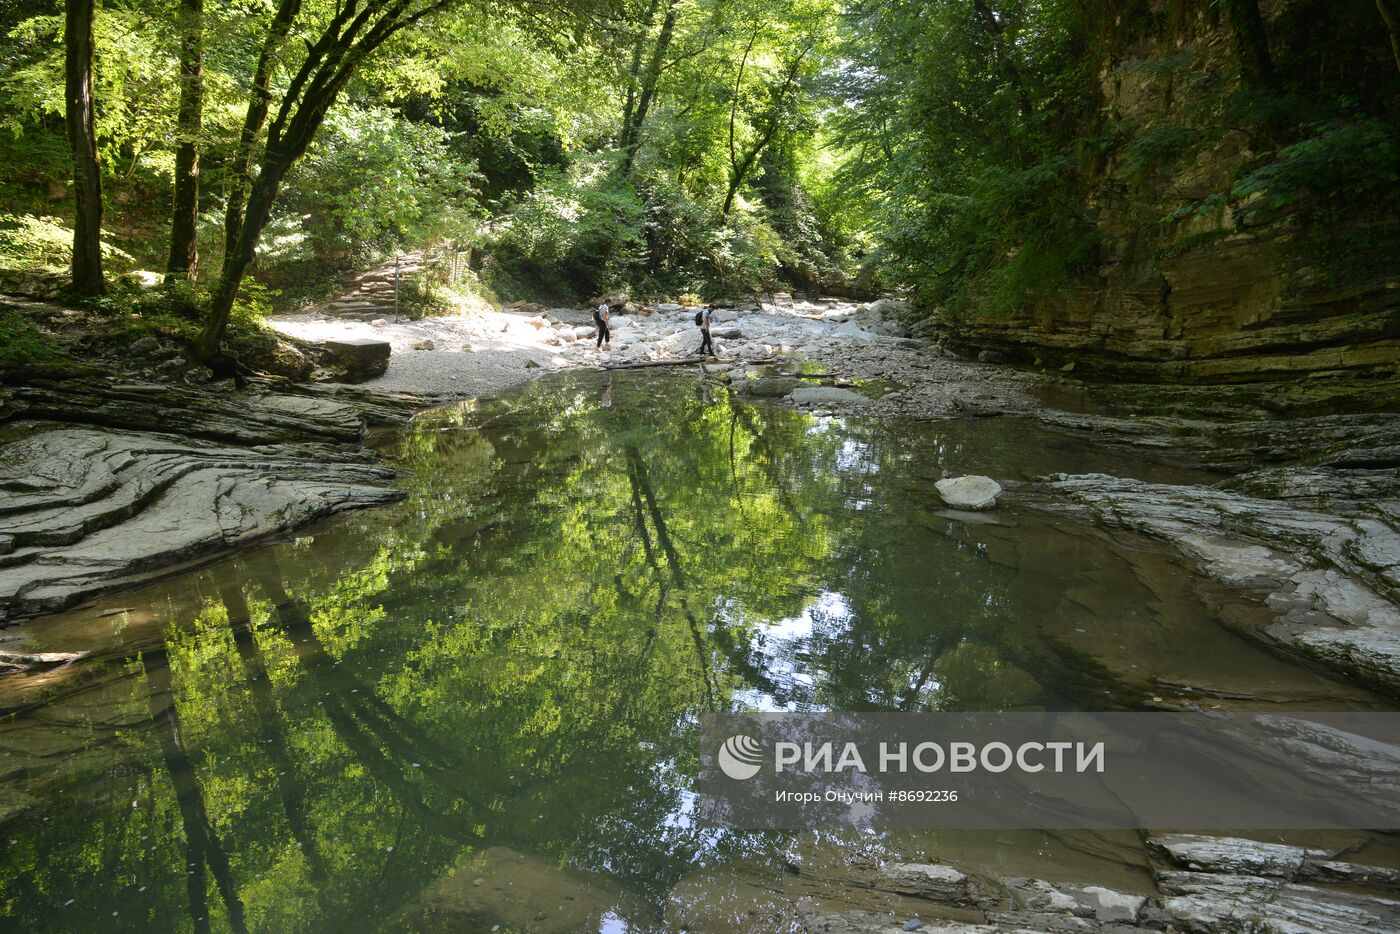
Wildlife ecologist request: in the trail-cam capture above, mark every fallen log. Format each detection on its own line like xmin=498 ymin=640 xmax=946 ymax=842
xmin=604 ymin=356 xmax=780 ymax=371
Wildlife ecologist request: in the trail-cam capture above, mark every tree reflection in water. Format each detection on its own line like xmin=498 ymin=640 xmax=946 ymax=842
xmin=3 ymin=370 xmax=1375 ymax=932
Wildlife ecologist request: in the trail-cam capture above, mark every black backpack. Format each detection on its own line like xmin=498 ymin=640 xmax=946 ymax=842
xmin=694 ymin=310 xmax=704 ymax=325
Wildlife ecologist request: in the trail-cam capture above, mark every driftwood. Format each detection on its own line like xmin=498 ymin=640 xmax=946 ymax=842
xmin=603 ymin=356 xmax=710 ymax=370
xmin=604 ymin=356 xmax=779 ymax=371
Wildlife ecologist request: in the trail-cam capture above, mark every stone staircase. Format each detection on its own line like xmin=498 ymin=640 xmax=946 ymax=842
xmin=308 ymin=250 xmax=428 ymax=321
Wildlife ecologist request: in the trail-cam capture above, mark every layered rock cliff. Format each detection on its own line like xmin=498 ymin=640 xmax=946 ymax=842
xmin=935 ymin=1 xmax=1400 ymax=386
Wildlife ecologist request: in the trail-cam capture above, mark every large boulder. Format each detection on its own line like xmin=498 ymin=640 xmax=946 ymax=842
xmin=833 ymin=320 xmax=877 ymax=341
xmin=322 ymin=338 xmax=390 ymax=383
xmin=935 ymin=475 xmax=1003 ymax=510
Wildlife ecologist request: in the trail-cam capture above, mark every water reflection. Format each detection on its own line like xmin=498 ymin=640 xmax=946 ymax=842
xmin=0 ymin=370 xmax=1391 ymax=932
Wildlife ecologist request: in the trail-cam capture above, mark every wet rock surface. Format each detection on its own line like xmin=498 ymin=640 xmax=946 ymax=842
xmin=0 ymin=364 xmax=417 ymax=624
xmin=666 ymin=834 xmax=1400 ymax=932
xmin=0 ymin=423 xmax=402 ymax=622
xmin=1026 ymin=470 xmax=1400 ymax=694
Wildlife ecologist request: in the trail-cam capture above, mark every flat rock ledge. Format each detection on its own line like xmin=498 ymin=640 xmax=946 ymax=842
xmin=0 ymin=422 xmax=403 ymax=623
xmin=665 ymin=833 xmax=1400 ymax=932
xmin=1027 ymin=468 xmax=1400 ymax=695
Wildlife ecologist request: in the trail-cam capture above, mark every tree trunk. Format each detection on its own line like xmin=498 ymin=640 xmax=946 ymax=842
xmin=1223 ymin=0 xmax=1279 ymax=91
xmin=202 ymin=165 xmax=283 ymax=356
xmin=166 ymin=0 xmax=204 ymax=282
xmin=721 ymin=150 xmax=758 ymax=218
xmin=64 ymin=0 xmax=104 ymax=296
xmin=619 ymin=0 xmax=660 ymax=147
xmin=1379 ymin=0 xmax=1400 ymax=79
xmin=223 ymin=0 xmax=302 ymax=269
xmin=619 ymin=0 xmax=678 ymax=178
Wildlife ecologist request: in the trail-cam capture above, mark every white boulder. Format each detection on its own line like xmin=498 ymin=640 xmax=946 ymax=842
xmin=935 ymin=475 xmax=1003 ymax=510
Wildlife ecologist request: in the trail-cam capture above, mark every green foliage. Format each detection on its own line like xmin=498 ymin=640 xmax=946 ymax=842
xmin=0 ymin=212 xmax=72 ymax=269
xmin=0 ymin=212 xmax=133 ymax=270
xmin=482 ymin=160 xmax=647 ymax=302
xmin=0 ymin=304 xmax=64 ymax=366
xmin=826 ymin=0 xmax=1107 ymax=317
xmin=4 ymin=0 xmax=1392 ymax=333
xmin=1230 ymin=119 xmax=1400 ymax=219
xmin=273 ymin=104 xmax=484 ymax=270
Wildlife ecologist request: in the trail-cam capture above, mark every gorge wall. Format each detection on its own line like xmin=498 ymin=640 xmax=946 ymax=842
xmin=934 ymin=1 xmax=1400 ymax=387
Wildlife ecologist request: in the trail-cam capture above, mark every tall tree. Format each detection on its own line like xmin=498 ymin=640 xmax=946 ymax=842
xmin=166 ymin=0 xmax=205 ymax=282
xmin=201 ymin=0 xmax=459 ymax=358
xmin=722 ymin=39 xmax=808 ymax=217
xmin=619 ymin=0 xmax=660 ymax=149
xmin=619 ymin=0 xmax=678 ymax=178
xmin=221 ymin=0 xmax=302 ymax=276
xmin=64 ymin=0 xmax=104 ymax=296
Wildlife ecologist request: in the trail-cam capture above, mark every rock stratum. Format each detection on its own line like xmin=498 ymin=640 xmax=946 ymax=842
xmin=1025 ymin=467 xmax=1400 ymax=696
xmin=666 ymin=833 xmax=1400 ymax=933
xmin=927 ymin=9 xmax=1400 ymax=386
xmin=0 ymin=377 xmax=409 ymax=623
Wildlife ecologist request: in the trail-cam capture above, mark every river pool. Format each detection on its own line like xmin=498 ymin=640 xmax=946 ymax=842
xmin=1 ymin=370 xmax=1392 ymax=932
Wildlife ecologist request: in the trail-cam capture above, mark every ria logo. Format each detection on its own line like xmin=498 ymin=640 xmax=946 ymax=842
xmin=718 ymin=734 xmax=763 ymax=780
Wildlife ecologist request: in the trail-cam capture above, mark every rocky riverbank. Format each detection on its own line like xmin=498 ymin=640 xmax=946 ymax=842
xmin=661 ymin=832 xmax=1400 ymax=933
xmin=0 ymin=368 xmax=418 ymax=624
xmin=381 ymin=831 xmax=1400 ymax=933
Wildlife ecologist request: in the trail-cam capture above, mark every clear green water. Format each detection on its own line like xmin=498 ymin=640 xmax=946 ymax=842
xmin=0 ymin=371 xmax=1392 ymax=932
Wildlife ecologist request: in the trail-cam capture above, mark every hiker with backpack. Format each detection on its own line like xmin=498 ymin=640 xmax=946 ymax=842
xmin=594 ymin=299 xmax=612 ymax=351
xmin=696 ymin=303 xmax=716 ymax=358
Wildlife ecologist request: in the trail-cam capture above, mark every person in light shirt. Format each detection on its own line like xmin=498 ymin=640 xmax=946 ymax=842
xmin=593 ymin=299 xmax=612 ymax=351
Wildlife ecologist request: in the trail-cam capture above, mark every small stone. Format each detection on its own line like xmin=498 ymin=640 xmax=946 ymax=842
xmin=370 ymin=318 xmax=388 ymax=326
xmin=903 ymin=921 xmax=923 ymax=932
xmin=410 ymin=339 xmax=434 ymax=351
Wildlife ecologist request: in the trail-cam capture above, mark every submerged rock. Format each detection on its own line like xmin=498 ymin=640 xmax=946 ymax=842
xmin=789 ymin=385 xmax=868 ymax=407
xmin=744 ymin=376 xmax=804 ymax=397
xmin=387 ymin=846 xmax=638 ymax=933
xmin=935 ymin=475 xmax=1003 ymax=510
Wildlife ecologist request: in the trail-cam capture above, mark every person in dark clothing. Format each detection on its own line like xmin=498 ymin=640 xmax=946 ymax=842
xmin=697 ymin=303 xmax=716 ymax=357
xmin=593 ymin=300 xmax=612 ymax=351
